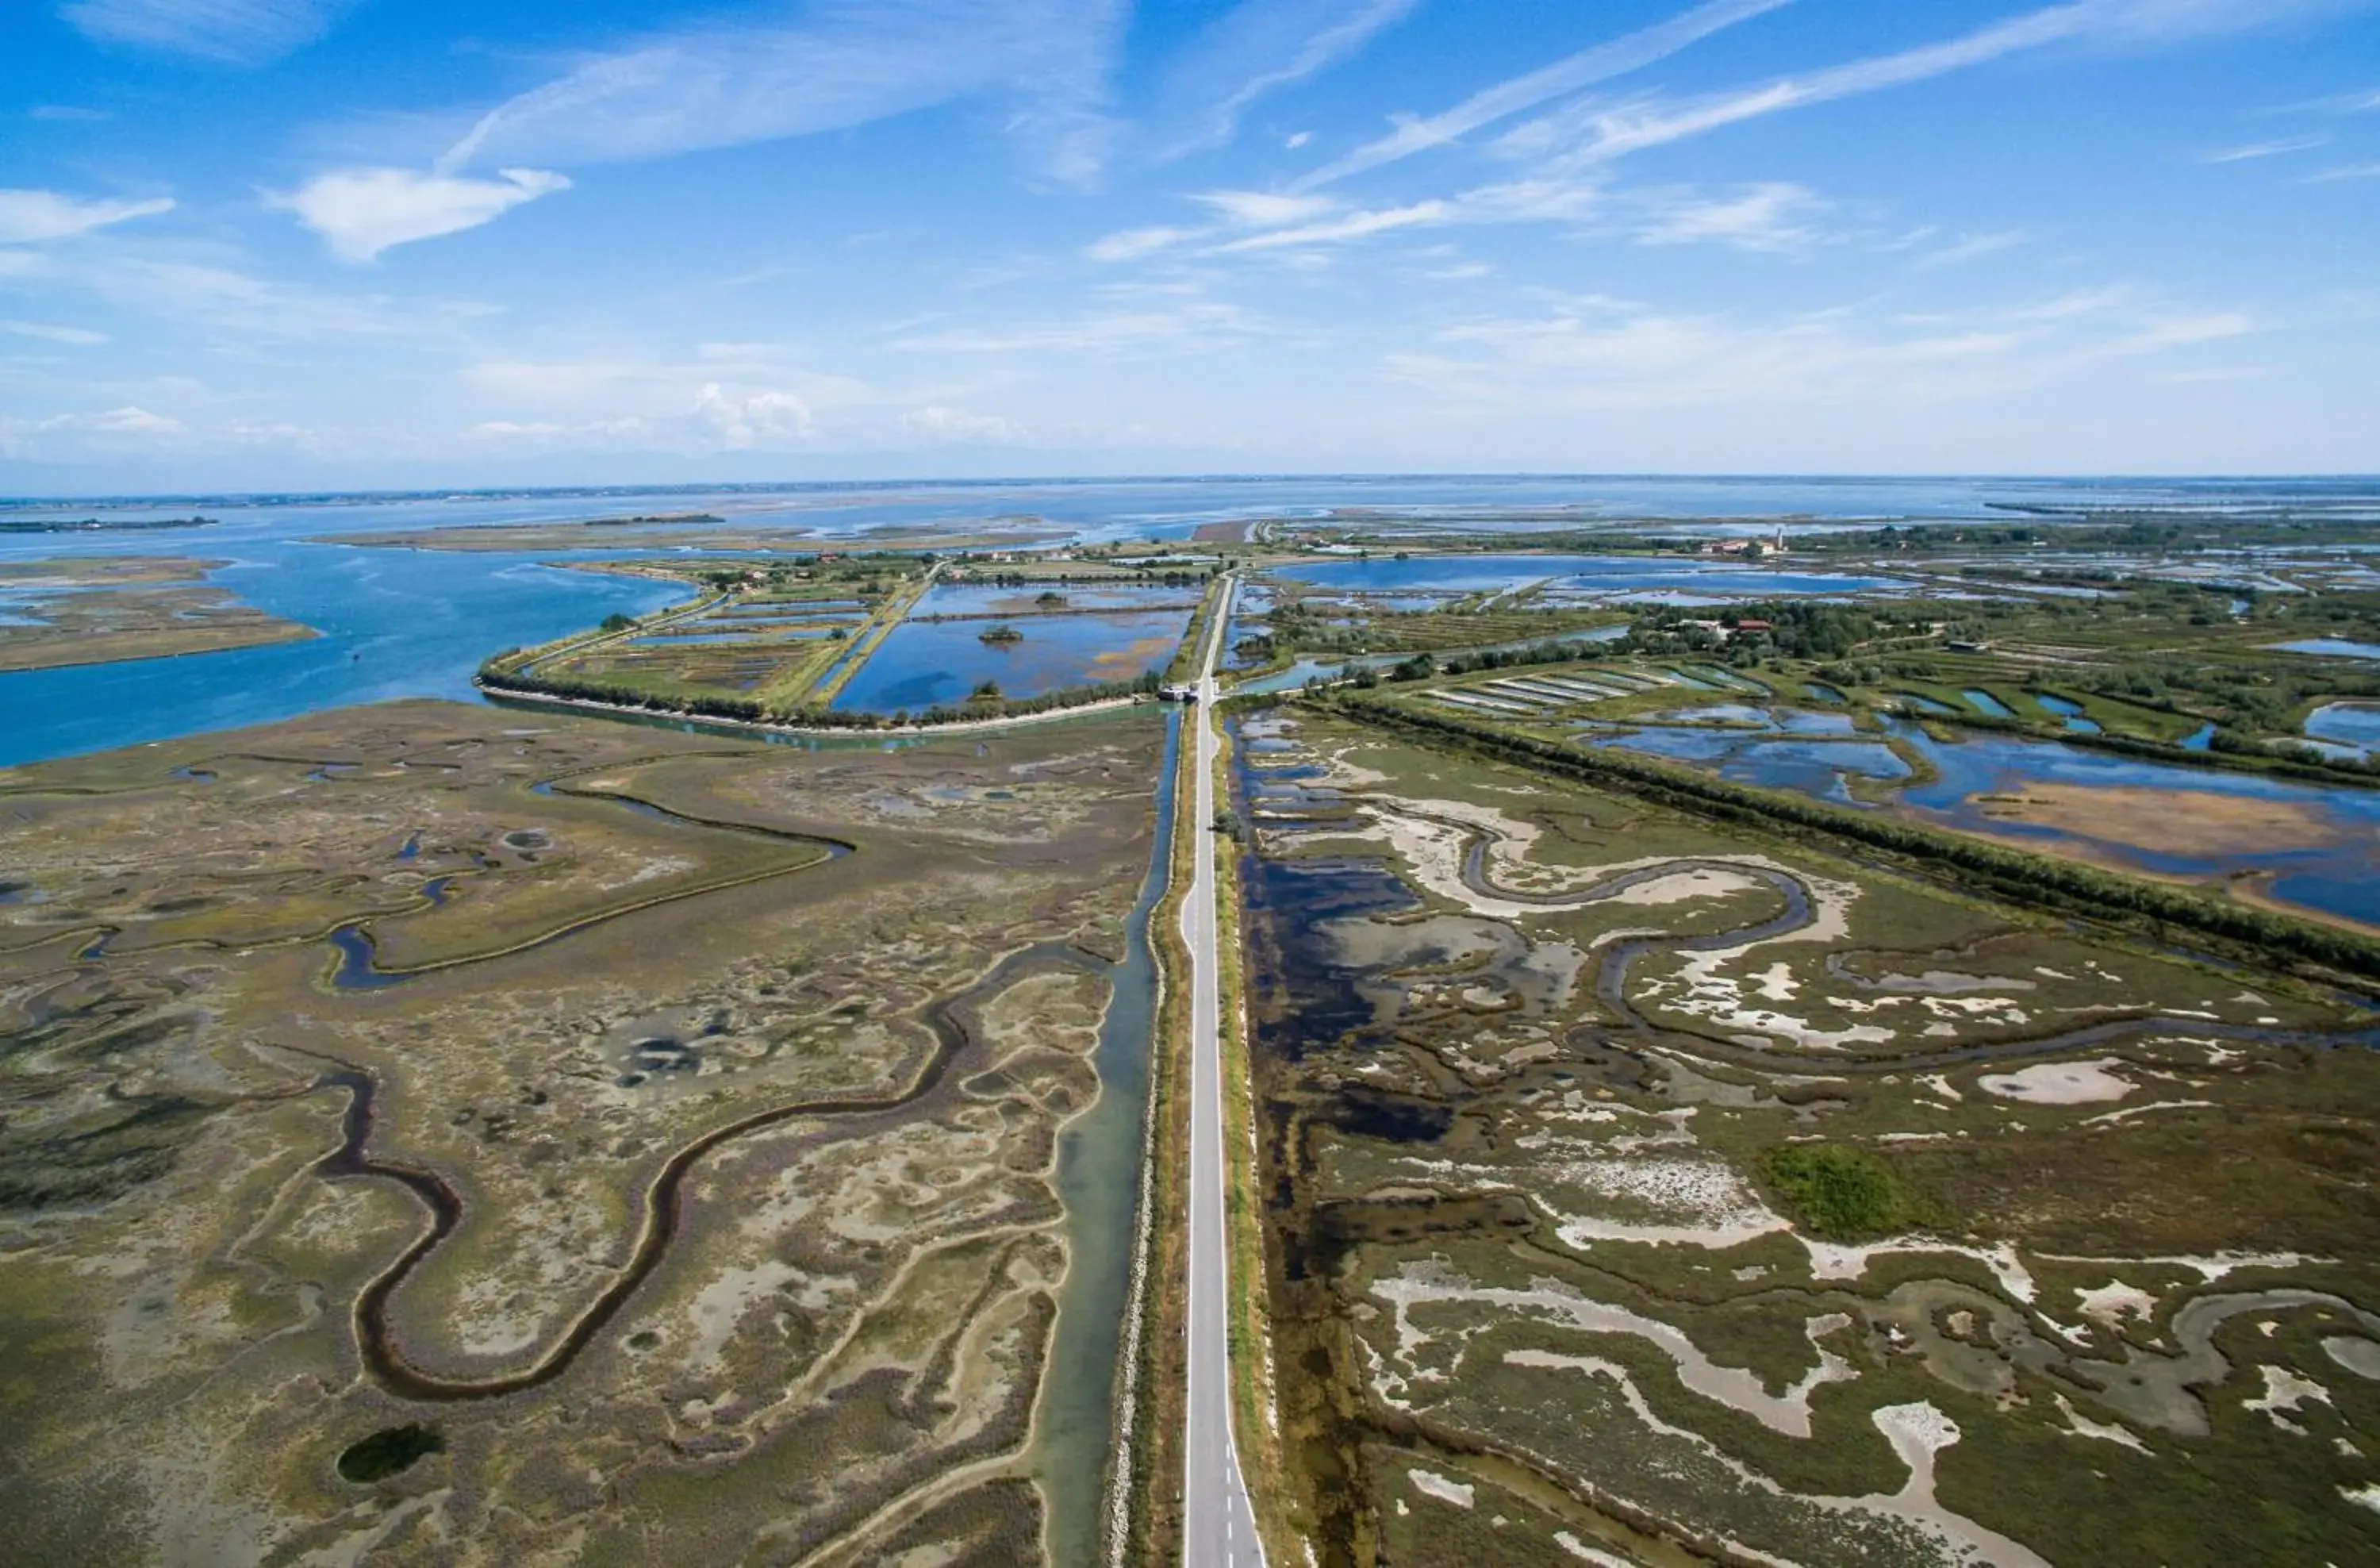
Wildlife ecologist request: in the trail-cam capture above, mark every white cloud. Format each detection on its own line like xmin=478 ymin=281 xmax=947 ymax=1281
xmin=902 ymin=404 xmax=1019 ymax=442
xmin=2305 ymin=161 xmax=2380 ymax=182
xmin=1196 ymin=190 xmax=1341 ymax=228
xmin=1295 ymin=0 xmax=1795 ymax=188
xmin=1914 ymin=230 xmax=2029 ymax=268
xmin=1150 ymin=0 xmax=1421 ymax=158
xmin=1633 ymin=183 xmax=1829 ymax=253
xmin=2201 ymin=135 xmax=2329 ymax=162
xmin=1213 ymin=199 xmax=1451 ymax=251
xmin=0 ymin=319 xmax=109 ymax=345
xmin=60 ymin=0 xmax=351 ymax=65
xmin=436 ymin=0 xmax=1125 ymax=187
xmin=0 ymin=189 xmax=175 ymax=244
xmin=1506 ymin=0 xmax=2380 ymax=176
xmin=1086 ymin=225 xmax=1204 ymax=262
xmin=1387 ymin=285 xmax=2261 ymax=413
xmin=695 ymin=383 xmax=814 ymax=448
xmin=896 ymin=302 xmax=1277 ymax=353
xmin=271 ymin=167 xmax=571 ymax=262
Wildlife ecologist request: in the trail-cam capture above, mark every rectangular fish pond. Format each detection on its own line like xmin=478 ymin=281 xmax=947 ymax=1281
xmin=831 ymin=607 xmax=1192 ymax=712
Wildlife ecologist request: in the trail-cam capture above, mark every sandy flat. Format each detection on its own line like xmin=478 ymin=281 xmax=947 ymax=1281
xmin=1971 ymin=783 xmax=2345 ymax=858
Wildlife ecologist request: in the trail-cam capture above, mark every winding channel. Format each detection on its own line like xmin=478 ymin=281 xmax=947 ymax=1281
xmin=316 ymin=940 xmax=1105 ymax=1402
xmin=1437 ymin=808 xmax=2380 ymax=1070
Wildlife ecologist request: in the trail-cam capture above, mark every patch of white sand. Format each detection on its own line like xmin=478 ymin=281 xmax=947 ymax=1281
xmin=1409 ymin=1469 xmax=1475 ymax=1508
xmin=2244 ymin=1364 xmax=2332 ymax=1426
xmin=1801 ymin=1237 xmax=2038 ymax=1304
xmin=1976 ymin=1059 xmax=2132 ymax=1105
xmin=2075 ymin=1280 xmax=2157 ymax=1328
xmin=1376 ymin=1262 xmax=1850 ymax=1437
xmin=2053 ymin=1394 xmax=2148 ymax=1453
xmin=1553 ymin=1533 xmax=1634 ymax=1566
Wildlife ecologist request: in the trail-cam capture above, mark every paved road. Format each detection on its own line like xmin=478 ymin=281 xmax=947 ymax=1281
xmin=1183 ymin=575 xmax=1266 ymax=1567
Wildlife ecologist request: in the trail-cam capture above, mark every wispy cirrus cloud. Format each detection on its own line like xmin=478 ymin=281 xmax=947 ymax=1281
xmin=60 ymin=0 xmax=355 ymax=65
xmin=2304 ymin=161 xmax=2380 ymax=182
xmin=1504 ymin=0 xmax=2380 ymax=175
xmin=1 ymin=319 xmax=111 ymax=345
xmin=1387 ymin=283 xmax=2259 ymax=413
xmin=1293 ymin=0 xmax=1794 ymax=189
xmin=2201 ymin=135 xmax=2330 ymax=163
xmin=1632 ymin=183 xmax=1829 ymax=254
xmin=0 ymin=188 xmax=175 ymax=244
xmin=1148 ymin=0 xmax=1422 ymax=159
xmin=270 ymin=167 xmax=571 ymax=263
xmin=436 ymin=0 xmax=1125 ymax=189
xmin=1914 ymin=230 xmax=2029 ymax=269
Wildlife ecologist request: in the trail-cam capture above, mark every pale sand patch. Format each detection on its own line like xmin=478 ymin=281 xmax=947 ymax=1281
xmin=1972 ymin=782 xmax=2345 ymax=857
xmin=2344 ymin=1484 xmax=2380 ymax=1516
xmin=2244 ymin=1364 xmax=2332 ymax=1424
xmin=1554 ymin=1533 xmax=1634 ymax=1566
xmin=1547 ymin=1157 xmax=1791 ymax=1251
xmin=2081 ymin=1098 xmax=2216 ymax=1127
xmin=1977 ymin=1059 xmax=2133 ymax=1105
xmin=1376 ymin=1262 xmax=1851 ymax=1437
xmin=1409 ymin=1470 xmax=1475 ymax=1508
xmin=2053 ymin=1394 xmax=2148 ymax=1453
xmin=2075 ymin=1280 xmax=2156 ymax=1328
xmin=1802 ymin=1237 xmax=2038 ymax=1304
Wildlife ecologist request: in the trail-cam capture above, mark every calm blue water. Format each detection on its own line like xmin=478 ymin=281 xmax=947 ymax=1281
xmin=1891 ymin=723 xmax=2380 ymax=924
xmin=912 ymin=582 xmax=1201 ymax=617
xmin=2271 ymin=640 xmax=2380 ymax=661
xmin=2302 ymin=702 xmax=2380 ymax=762
xmin=1964 ymin=689 xmax=2016 ymax=717
xmin=8 ymin=475 xmax=2377 ymax=766
xmin=1272 ymin=554 xmax=1902 ymax=597
xmin=2034 ymin=694 xmax=2104 ymax=734
xmin=0 ymin=548 xmax=688 ymax=767
xmin=832 ymin=609 xmax=1189 ymax=712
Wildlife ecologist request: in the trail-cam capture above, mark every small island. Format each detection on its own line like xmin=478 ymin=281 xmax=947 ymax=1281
xmin=0 ymin=557 xmax=318 ymax=672
xmin=979 ymin=622 xmax=1024 ymax=645
xmin=0 ymin=515 xmax=218 ymax=534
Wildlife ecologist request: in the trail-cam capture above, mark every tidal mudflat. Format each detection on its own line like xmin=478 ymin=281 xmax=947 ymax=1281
xmin=1234 ymin=708 xmax=2380 ymax=1568
xmin=0 ymin=555 xmax=317 ymax=672
xmin=0 ymin=700 xmax=1164 ymax=1566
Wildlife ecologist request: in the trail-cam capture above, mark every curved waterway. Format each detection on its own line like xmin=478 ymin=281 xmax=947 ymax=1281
xmin=303 ymin=734 xmax=1176 ymax=1562
xmin=1443 ymin=813 xmax=2380 ymax=1070
xmin=313 ymin=940 xmax=1107 ymax=1401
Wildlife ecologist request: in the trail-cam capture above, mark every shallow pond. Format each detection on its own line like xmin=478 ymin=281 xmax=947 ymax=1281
xmin=1963 ymin=689 xmax=2015 ymax=717
xmin=2270 ymin=640 xmax=2380 ymax=661
xmin=2033 ymin=694 xmax=2102 ymax=734
xmin=1271 ymin=554 xmax=1906 ymax=598
xmin=912 ymin=582 xmax=1201 ymax=617
xmin=1890 ymin=723 xmax=2380 ymax=927
xmin=831 ymin=608 xmax=1189 ymax=712
xmin=2305 ymin=702 xmax=2380 ymax=757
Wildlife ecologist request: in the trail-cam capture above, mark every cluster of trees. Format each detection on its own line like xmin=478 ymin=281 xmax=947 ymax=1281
xmin=478 ymin=661 xmax=1161 ymax=729
xmin=1332 ymin=693 xmax=2380 ymax=978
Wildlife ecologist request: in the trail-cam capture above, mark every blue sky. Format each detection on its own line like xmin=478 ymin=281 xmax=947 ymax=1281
xmin=3 ymin=0 xmax=2377 ymax=490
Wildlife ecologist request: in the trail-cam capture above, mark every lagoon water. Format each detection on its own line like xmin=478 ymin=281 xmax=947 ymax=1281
xmin=831 ymin=609 xmax=1190 ymax=712
xmin=10 ymin=475 xmax=2380 ymax=766
xmin=1273 ymin=553 xmax=1903 ymax=597
xmin=1891 ymin=723 xmax=2380 ymax=926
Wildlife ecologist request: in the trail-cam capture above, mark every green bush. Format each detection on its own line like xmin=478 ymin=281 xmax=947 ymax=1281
xmin=1760 ymin=1144 xmax=1914 ymax=1240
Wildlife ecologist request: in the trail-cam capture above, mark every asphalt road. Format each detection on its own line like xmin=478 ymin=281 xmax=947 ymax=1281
xmin=1182 ymin=575 xmax=1266 ymax=1567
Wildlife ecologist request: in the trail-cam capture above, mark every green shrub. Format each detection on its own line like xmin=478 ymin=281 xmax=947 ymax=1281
xmin=1760 ymin=1144 xmax=1913 ymax=1241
